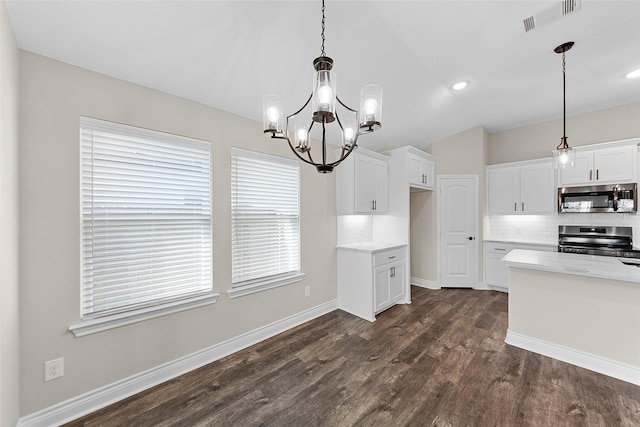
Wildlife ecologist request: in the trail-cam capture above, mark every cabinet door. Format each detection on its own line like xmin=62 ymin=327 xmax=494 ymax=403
xmin=354 ymin=154 xmax=388 ymax=213
xmin=520 ymin=162 xmax=555 ymax=213
xmin=354 ymin=155 xmax=376 ymax=212
xmin=389 ymin=262 xmax=405 ymax=302
xmin=371 ymin=158 xmax=388 ymax=213
xmin=487 ymin=167 xmax=519 ymax=214
xmin=559 ymin=151 xmax=594 ymax=186
xmin=484 ymin=252 xmax=509 ymax=289
xmin=594 ymin=146 xmax=635 ymax=183
xmin=422 ymin=160 xmax=435 ymax=189
xmin=374 ymin=266 xmax=391 ymax=313
xmin=408 ymin=155 xmax=435 ymax=190
xmin=408 ymin=155 xmax=423 ymax=186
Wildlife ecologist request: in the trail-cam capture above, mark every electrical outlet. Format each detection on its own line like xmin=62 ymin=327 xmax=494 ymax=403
xmin=44 ymin=357 xmax=64 ymax=382
xmin=304 ymin=286 xmax=311 ymax=297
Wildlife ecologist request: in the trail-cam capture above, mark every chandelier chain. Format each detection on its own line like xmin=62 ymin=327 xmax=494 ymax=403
xmin=320 ymin=0 xmax=326 ymax=56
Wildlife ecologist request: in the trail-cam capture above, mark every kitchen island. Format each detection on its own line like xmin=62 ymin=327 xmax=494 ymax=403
xmin=502 ymin=249 xmax=640 ymax=385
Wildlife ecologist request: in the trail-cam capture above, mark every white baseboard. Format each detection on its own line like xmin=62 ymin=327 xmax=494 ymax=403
xmin=410 ymin=277 xmax=440 ymax=290
xmin=17 ymin=300 xmax=339 ymax=427
xmin=486 ymin=284 xmax=508 ymax=293
xmin=473 ymin=281 xmax=487 ymax=290
xmin=506 ymin=330 xmax=640 ymax=386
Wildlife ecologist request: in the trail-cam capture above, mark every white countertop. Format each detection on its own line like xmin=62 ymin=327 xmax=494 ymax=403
xmin=502 ymin=249 xmax=640 ymax=284
xmin=337 ymin=242 xmax=406 ymax=254
xmin=484 ymin=240 xmax=556 ymax=248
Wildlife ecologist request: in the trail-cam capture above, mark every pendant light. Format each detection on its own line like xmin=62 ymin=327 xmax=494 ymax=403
xmin=552 ymin=41 xmax=575 ymax=169
xmin=262 ymin=0 xmax=382 ymax=173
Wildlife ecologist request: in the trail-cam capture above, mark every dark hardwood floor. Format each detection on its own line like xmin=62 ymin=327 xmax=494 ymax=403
xmin=65 ymin=287 xmax=640 ymax=426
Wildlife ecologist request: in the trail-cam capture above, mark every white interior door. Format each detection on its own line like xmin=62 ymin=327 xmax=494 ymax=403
xmin=438 ymin=176 xmax=478 ymax=288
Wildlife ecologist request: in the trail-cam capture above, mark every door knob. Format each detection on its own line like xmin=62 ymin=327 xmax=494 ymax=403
xmin=468 ymin=236 xmax=475 ymax=241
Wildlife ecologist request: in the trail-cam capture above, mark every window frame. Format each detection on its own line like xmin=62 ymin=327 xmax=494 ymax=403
xmin=229 ymin=147 xmax=304 ymax=299
xmin=70 ymin=117 xmax=218 ymax=337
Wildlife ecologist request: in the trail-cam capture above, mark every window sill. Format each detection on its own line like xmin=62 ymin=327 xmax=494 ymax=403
xmin=228 ymin=272 xmax=305 ymax=299
xmin=69 ymin=292 xmax=220 ymax=337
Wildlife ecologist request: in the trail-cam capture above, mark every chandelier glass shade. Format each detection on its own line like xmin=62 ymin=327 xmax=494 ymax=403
xmin=262 ymin=0 xmax=382 ymax=173
xmin=552 ymin=41 xmax=576 ymax=169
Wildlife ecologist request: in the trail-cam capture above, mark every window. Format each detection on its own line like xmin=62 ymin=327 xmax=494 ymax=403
xmin=230 ymin=148 xmax=303 ymax=298
xmin=72 ymin=117 xmax=215 ymax=336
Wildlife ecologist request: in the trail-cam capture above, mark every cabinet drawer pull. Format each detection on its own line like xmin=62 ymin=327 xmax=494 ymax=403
xmin=388 ymin=255 xmax=396 ymax=259
xmin=494 ymin=248 xmax=506 ymax=251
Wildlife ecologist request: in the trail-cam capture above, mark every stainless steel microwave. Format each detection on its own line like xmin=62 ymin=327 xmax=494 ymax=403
xmin=558 ymin=183 xmax=637 ymax=213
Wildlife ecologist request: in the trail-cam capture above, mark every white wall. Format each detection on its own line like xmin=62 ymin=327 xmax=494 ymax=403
xmin=489 ymin=102 xmax=640 ymax=165
xmin=0 ymin=0 xmax=20 ymax=424
xmin=17 ymin=51 xmax=337 ymax=417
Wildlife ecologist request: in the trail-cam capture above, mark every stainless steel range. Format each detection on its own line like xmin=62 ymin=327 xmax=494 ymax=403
xmin=558 ymin=225 xmax=640 ymax=258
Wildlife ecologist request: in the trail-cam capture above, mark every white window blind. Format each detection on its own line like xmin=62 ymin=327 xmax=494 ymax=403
xmin=80 ymin=117 xmax=212 ymax=320
xmin=231 ymin=148 xmax=300 ymax=287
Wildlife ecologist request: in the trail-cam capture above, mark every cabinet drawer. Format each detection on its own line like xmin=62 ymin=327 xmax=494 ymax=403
xmin=484 ymin=243 xmax=516 ymax=254
xmin=373 ymin=247 xmax=406 ymax=266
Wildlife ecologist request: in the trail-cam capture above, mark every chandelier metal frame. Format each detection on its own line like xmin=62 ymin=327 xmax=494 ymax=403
xmin=263 ymin=0 xmax=382 ymax=173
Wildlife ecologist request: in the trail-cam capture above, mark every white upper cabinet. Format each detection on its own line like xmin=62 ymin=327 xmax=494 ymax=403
xmin=559 ymin=144 xmax=636 ymax=186
xmin=408 ymin=153 xmax=435 ymax=190
xmin=487 ymin=159 xmax=555 ymax=214
xmin=383 ymin=146 xmax=436 ymax=192
xmin=520 ymin=162 xmax=556 ymax=213
xmin=487 ymin=167 xmax=519 ymax=213
xmin=337 ymin=148 xmax=389 ymax=215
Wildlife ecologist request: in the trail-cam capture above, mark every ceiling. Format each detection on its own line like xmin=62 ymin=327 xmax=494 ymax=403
xmin=5 ymin=0 xmax=640 ymax=152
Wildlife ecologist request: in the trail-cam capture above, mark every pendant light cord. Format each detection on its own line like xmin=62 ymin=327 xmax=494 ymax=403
xmin=320 ymin=0 xmax=326 ymax=57
xmin=562 ymin=50 xmax=567 ymax=148
xmin=554 ymin=42 xmax=574 ymax=151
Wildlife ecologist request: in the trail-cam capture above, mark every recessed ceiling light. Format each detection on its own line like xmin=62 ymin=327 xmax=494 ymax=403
xmin=452 ymin=81 xmax=469 ymax=90
xmin=625 ymin=69 xmax=640 ymax=79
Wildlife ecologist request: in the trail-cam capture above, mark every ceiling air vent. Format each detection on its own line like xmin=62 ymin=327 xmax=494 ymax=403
xmin=523 ymin=16 xmax=536 ymax=32
xmin=562 ymin=0 xmax=581 ymax=15
xmin=523 ymin=0 xmax=582 ymax=32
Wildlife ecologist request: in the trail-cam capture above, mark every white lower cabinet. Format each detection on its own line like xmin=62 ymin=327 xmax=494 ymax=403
xmin=338 ymin=245 xmax=407 ymax=321
xmin=484 ymin=242 xmax=555 ymax=291
xmin=484 ymin=242 xmax=516 ymax=290
xmin=374 ymin=261 xmax=405 ymax=313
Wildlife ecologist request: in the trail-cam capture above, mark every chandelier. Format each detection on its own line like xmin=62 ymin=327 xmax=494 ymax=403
xmin=552 ymin=41 xmax=575 ymax=169
xmin=262 ymin=0 xmax=382 ymax=173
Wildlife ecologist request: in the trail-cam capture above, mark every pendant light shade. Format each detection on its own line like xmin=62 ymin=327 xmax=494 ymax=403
xmin=262 ymin=94 xmax=284 ymax=133
xmin=360 ymin=84 xmax=382 ymax=131
xmin=552 ymin=138 xmax=576 ymax=169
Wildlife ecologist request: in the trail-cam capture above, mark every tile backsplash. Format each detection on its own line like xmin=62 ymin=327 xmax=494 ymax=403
xmin=485 ymin=213 xmax=640 ymax=247
xmin=337 ymin=215 xmax=373 ymax=246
